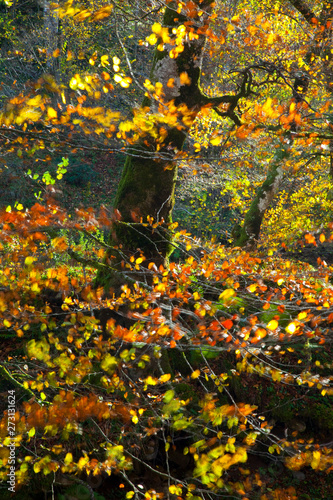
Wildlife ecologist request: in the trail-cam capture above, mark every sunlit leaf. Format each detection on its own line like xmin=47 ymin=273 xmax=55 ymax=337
xmin=285 ymin=322 xmax=296 ymax=334
xmin=47 ymin=107 xmax=57 ymax=119
xmin=191 ymin=370 xmax=200 ymax=379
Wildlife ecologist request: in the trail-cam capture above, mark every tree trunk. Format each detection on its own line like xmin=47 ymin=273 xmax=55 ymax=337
xmin=96 ymin=1 xmax=215 ymax=291
xmin=235 ymin=1 xmax=333 ymax=248
xmin=234 ymin=146 xmax=289 ymax=247
xmin=43 ymin=0 xmax=59 ymax=77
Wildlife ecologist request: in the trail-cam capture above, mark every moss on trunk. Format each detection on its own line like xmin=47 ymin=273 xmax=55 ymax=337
xmin=235 ymin=146 xmax=289 ymax=247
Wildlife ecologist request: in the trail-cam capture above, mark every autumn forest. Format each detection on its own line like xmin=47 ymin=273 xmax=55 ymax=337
xmin=1 ymin=1 xmax=333 ymax=499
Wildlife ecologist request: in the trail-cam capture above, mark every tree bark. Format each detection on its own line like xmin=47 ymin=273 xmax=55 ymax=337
xmin=234 ymin=146 xmax=289 ymax=247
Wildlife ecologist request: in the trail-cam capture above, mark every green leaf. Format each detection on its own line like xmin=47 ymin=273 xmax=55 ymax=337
xmin=164 ymin=390 xmax=175 ymax=403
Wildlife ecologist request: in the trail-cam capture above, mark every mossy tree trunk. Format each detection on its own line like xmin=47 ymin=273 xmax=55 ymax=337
xmin=234 ymin=146 xmax=289 ymax=247
xmin=96 ymin=1 xmax=250 ymax=291
xmin=234 ymin=0 xmax=333 ymax=249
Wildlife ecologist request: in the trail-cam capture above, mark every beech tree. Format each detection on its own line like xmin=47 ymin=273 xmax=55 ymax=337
xmin=94 ymin=0 xmax=258 ymax=290
xmin=234 ymin=0 xmax=333 ymax=246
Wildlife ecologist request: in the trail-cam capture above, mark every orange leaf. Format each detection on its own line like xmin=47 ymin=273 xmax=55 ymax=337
xmin=173 ymin=328 xmax=183 ymax=341
xmin=305 ymin=233 xmax=316 ymax=245
xmin=222 ymin=319 xmax=233 ymax=329
xmin=180 ymin=72 xmax=191 ymax=85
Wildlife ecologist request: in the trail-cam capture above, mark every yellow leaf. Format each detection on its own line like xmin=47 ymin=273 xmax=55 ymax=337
xmin=298 ymin=312 xmax=307 ymax=320
xmin=145 ymin=376 xmax=157 ymax=385
xmin=271 ymin=369 xmax=281 ymax=382
xmin=33 ymin=461 xmax=41 ymax=473
xmin=160 ymin=373 xmax=171 ymax=383
xmin=28 ymin=427 xmax=35 ymax=438
xmin=219 ymin=289 xmax=236 ymax=301
xmin=101 ymin=354 xmax=118 ymax=372
xmin=311 ymin=450 xmax=321 ymax=469
xmin=247 ymin=284 xmax=257 ymax=293
xmin=191 ymin=369 xmax=200 ymax=379
xmin=152 ymin=23 xmax=162 ymax=35
xmin=285 ymin=322 xmax=296 ymax=334
xmin=31 ymin=283 xmax=40 ymax=293
xmin=262 ymin=97 xmax=273 ymax=114
xmin=25 ymin=256 xmax=36 ymax=266
xmin=267 ymin=320 xmax=278 ymax=330
xmin=169 ymin=485 xmax=182 ymax=495
xmin=64 ymin=453 xmax=73 ymax=465
xmin=193 ymin=291 xmax=201 ymax=301
xmin=3 ymin=319 xmax=11 ymax=328
xmin=267 ymin=33 xmax=275 ymax=45
xmin=210 ymin=136 xmax=222 ymax=146
xmin=77 ymin=455 xmax=89 ymax=470
xmin=47 ymin=107 xmax=57 ymax=119
xmin=26 ymin=95 xmax=42 ymax=106
xmin=120 ymin=77 xmax=132 ymax=88
xmin=147 ymin=33 xmax=158 ymax=45
xmin=101 ymin=55 xmax=109 ymax=67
